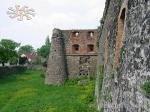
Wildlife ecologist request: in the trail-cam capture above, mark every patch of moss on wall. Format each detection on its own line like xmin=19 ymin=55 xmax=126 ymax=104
xmin=98 ymin=65 xmax=104 ymax=95
xmin=103 ymin=87 xmax=112 ymax=102
xmin=100 ymin=107 xmax=104 ymax=112
xmin=142 ymin=81 xmax=150 ymax=96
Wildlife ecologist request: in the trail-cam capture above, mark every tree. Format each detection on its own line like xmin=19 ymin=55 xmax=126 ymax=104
xmin=0 ymin=39 xmax=20 ymax=66
xmin=45 ymin=36 xmax=50 ymax=45
xmin=37 ymin=37 xmax=51 ymax=58
xmin=0 ymin=45 xmax=8 ymax=66
xmin=9 ymin=56 xmax=18 ymax=65
xmin=18 ymin=45 xmax=34 ymax=54
xmin=37 ymin=45 xmax=50 ymax=58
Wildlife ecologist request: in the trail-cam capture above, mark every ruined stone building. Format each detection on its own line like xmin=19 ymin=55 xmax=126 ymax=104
xmin=96 ymin=0 xmax=150 ymax=112
xmin=45 ymin=29 xmax=98 ymax=84
xmin=45 ymin=0 xmax=150 ymax=111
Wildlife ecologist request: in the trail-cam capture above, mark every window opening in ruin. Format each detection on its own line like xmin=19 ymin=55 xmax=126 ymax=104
xmin=113 ymin=8 xmax=126 ymax=69
xmin=90 ymin=32 xmax=94 ymax=37
xmin=72 ymin=44 xmax=79 ymax=53
xmin=88 ymin=31 xmax=94 ymax=37
xmin=72 ymin=31 xmax=79 ymax=37
xmin=87 ymin=44 xmax=94 ymax=52
xmin=75 ymin=32 xmax=79 ymax=36
xmin=87 ymin=31 xmax=94 ymax=40
xmin=79 ymin=73 xmax=89 ymax=76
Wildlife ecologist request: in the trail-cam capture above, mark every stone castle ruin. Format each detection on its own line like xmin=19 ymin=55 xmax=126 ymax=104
xmin=45 ymin=29 xmax=98 ymax=84
xmin=45 ymin=0 xmax=150 ymax=111
xmin=96 ymin=0 xmax=150 ymax=112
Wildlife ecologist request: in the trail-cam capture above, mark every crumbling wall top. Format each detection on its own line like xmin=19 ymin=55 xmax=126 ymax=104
xmin=52 ymin=28 xmax=63 ymax=38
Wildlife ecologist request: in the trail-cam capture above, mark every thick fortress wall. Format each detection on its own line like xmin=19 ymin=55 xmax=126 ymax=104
xmin=45 ymin=29 xmax=67 ymax=85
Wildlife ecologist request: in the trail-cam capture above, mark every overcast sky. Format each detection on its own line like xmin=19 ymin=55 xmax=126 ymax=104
xmin=0 ymin=0 xmax=105 ymax=49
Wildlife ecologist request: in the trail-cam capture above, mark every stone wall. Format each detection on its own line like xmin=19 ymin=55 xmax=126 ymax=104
xmin=67 ymin=55 xmax=97 ymax=78
xmin=46 ymin=29 xmax=98 ymax=85
xmin=0 ymin=66 xmax=27 ymax=76
xmin=96 ymin=0 xmax=150 ymax=112
xmin=63 ymin=29 xmax=98 ymax=77
xmin=45 ymin=29 xmax=68 ymax=85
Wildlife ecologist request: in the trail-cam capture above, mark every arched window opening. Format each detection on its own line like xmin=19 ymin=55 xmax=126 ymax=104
xmin=72 ymin=31 xmax=79 ymax=37
xmin=88 ymin=31 xmax=94 ymax=37
xmin=87 ymin=44 xmax=94 ymax=53
xmin=87 ymin=31 xmax=94 ymax=40
xmin=113 ymin=8 xmax=126 ymax=69
xmin=72 ymin=44 xmax=79 ymax=53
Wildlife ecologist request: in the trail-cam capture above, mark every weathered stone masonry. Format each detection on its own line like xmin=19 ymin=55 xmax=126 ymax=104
xmin=46 ymin=29 xmax=98 ymax=84
xmin=96 ymin=0 xmax=150 ymax=112
xmin=45 ymin=29 xmax=67 ymax=85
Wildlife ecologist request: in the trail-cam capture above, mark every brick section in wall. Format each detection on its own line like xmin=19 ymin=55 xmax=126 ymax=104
xmin=113 ymin=8 xmax=126 ymax=69
xmin=62 ymin=30 xmax=98 ymax=55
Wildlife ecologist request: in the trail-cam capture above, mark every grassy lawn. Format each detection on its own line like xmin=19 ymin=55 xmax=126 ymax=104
xmin=0 ymin=70 xmax=96 ymax=112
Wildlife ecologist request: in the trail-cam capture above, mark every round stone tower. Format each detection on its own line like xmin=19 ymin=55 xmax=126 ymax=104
xmin=45 ymin=28 xmax=67 ymax=85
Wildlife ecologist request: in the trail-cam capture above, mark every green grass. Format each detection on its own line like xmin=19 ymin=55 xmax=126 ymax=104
xmin=0 ymin=70 xmax=96 ymax=112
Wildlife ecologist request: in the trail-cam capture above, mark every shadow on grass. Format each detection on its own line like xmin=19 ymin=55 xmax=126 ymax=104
xmin=0 ymin=70 xmax=41 ymax=84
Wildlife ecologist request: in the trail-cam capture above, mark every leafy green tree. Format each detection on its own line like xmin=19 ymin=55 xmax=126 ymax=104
xmin=0 ymin=39 xmax=20 ymax=66
xmin=0 ymin=46 xmax=8 ymax=66
xmin=37 ymin=45 xmax=50 ymax=58
xmin=18 ymin=45 xmax=34 ymax=54
xmin=45 ymin=36 xmax=50 ymax=45
xmin=37 ymin=36 xmax=51 ymax=58
xmin=9 ymin=56 xmax=18 ymax=65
